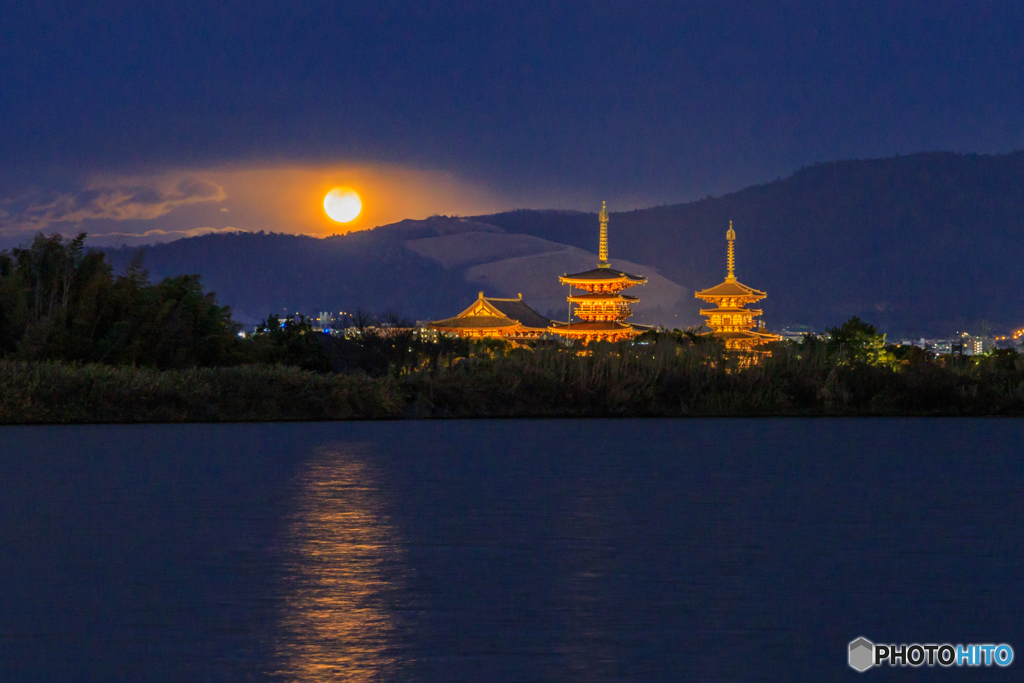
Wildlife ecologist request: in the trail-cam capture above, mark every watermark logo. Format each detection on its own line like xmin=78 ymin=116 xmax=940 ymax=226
xmin=848 ymin=637 xmax=1013 ymax=672
xmin=849 ymin=638 xmax=874 ymax=672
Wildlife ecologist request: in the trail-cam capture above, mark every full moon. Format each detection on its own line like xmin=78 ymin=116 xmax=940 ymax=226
xmin=323 ymin=187 xmax=362 ymax=223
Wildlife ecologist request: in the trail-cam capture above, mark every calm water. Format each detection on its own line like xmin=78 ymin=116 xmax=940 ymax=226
xmin=0 ymin=419 xmax=1022 ymax=682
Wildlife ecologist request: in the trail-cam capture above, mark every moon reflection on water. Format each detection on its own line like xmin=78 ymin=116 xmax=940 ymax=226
xmin=273 ymin=447 xmax=406 ymax=681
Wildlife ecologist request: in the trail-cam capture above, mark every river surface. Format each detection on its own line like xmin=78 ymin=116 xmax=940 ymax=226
xmin=0 ymin=419 xmax=1022 ymax=682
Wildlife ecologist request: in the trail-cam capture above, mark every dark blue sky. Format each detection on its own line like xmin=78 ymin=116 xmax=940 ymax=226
xmin=2 ymin=0 xmax=1024 ymax=239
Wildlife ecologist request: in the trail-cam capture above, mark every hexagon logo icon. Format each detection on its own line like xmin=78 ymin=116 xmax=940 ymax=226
xmin=849 ymin=637 xmax=874 ymax=672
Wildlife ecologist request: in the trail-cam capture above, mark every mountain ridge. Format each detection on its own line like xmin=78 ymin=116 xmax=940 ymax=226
xmin=100 ymin=151 xmax=1024 ymax=335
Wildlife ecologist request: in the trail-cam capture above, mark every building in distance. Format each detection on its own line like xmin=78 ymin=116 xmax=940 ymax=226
xmin=694 ymin=222 xmax=781 ymax=350
xmin=427 ymin=292 xmax=551 ymax=339
xmin=548 ymin=202 xmax=650 ymax=343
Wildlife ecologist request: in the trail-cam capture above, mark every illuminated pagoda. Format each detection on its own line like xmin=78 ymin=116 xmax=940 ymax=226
xmin=427 ymin=292 xmax=551 ymax=339
xmin=548 ymin=202 xmax=649 ymax=343
xmin=694 ymin=221 xmax=781 ymax=350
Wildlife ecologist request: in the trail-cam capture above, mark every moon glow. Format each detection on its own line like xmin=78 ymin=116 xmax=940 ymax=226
xmin=323 ymin=187 xmax=362 ymax=223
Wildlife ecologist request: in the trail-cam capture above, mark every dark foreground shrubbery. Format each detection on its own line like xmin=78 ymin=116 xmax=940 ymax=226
xmin=1 ymin=336 xmax=1022 ymax=423
xmin=402 ymin=339 xmax=1024 ymax=418
xmin=0 ymin=362 xmax=402 ymax=423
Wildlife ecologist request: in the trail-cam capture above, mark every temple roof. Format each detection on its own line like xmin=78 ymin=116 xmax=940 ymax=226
xmin=694 ymin=279 xmax=767 ymax=299
xmin=484 ymin=297 xmax=552 ymax=329
xmin=560 ymin=267 xmax=646 ymax=283
xmin=549 ymin=320 xmax=651 ymax=332
xmin=700 ymin=329 xmax=781 ymax=341
xmin=429 ymin=315 xmax=519 ymax=330
xmin=567 ymin=293 xmax=639 ymax=301
xmin=428 ymin=292 xmax=551 ymax=331
xmin=699 ymin=307 xmax=764 ymax=315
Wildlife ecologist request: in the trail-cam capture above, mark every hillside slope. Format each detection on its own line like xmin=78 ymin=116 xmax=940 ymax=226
xmin=101 ymin=151 xmax=1024 ymax=335
xmin=103 ymin=217 xmax=689 ymax=326
xmin=476 ymin=152 xmax=1024 ymax=335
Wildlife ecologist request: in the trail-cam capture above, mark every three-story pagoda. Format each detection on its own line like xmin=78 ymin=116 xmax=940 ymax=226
xmin=694 ymin=222 xmax=781 ymax=350
xmin=548 ymin=202 xmax=649 ymax=343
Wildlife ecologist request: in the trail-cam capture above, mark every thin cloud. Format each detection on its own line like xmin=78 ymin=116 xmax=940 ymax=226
xmin=2 ymin=176 xmax=226 ymax=231
xmin=1 ymin=162 xmax=514 ymax=245
xmin=90 ymin=226 xmax=248 ymax=239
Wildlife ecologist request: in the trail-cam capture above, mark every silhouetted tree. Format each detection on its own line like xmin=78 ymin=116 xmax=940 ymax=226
xmin=826 ymin=316 xmax=894 ymax=366
xmin=252 ymin=314 xmax=333 ymax=372
xmin=0 ymin=234 xmax=244 ymax=368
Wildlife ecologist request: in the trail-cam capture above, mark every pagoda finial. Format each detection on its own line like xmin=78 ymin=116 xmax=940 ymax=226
xmin=598 ymin=201 xmax=610 ymax=268
xmin=726 ymin=221 xmax=736 ymax=281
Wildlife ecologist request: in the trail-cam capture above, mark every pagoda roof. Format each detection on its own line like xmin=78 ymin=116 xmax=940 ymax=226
xmin=694 ymin=278 xmax=766 ymax=299
xmin=700 ymin=329 xmax=781 ymax=341
xmin=567 ymin=293 xmax=639 ymax=301
xmin=699 ymin=307 xmax=763 ymax=316
xmin=549 ymin=320 xmax=651 ymax=332
xmin=560 ymin=267 xmax=647 ymax=283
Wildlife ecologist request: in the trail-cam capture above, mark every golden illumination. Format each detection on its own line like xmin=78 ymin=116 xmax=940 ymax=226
xmin=273 ymin=449 xmax=405 ymax=681
xmin=427 ymin=291 xmax=550 ymax=339
xmin=598 ymin=201 xmax=609 ymax=267
xmin=229 ymin=165 xmax=507 ymax=236
xmin=323 ymin=187 xmax=362 ymax=223
xmin=694 ymin=222 xmax=781 ymax=351
xmin=549 ymin=203 xmax=649 ymax=343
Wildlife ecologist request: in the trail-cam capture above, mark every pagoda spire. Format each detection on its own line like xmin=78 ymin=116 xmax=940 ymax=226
xmin=726 ymin=220 xmax=736 ymax=281
xmin=598 ymin=201 xmax=610 ymax=268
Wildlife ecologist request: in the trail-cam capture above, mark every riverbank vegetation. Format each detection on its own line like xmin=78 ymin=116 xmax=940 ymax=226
xmin=0 ymin=362 xmax=403 ymax=423
xmin=2 ymin=327 xmax=1022 ymax=423
xmin=1 ymin=235 xmax=1022 ymax=422
xmin=402 ymin=330 xmax=1024 ymax=418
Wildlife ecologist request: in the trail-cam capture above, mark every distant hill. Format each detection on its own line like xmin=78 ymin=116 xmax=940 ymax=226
xmin=103 ymin=151 xmax=1024 ymax=335
xmin=102 ymin=217 xmax=690 ymax=326
xmin=476 ymin=152 xmax=1024 ymax=336
xmin=103 ymin=223 xmax=470 ymax=325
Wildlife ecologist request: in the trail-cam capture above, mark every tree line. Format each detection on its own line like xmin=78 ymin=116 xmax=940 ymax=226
xmin=0 ymin=234 xmax=468 ymax=374
xmin=2 ymin=234 xmax=1021 ymax=402
xmin=0 ymin=234 xmax=246 ymax=368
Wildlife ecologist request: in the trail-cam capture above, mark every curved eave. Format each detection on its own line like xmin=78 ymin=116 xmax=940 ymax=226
xmin=548 ymin=321 xmax=650 ymax=334
xmin=427 ymin=316 xmax=519 ymax=330
xmin=567 ymin=294 xmax=640 ymax=302
xmin=699 ymin=308 xmax=763 ymax=316
xmin=694 ymin=280 xmax=767 ymax=299
xmin=695 ymin=294 xmax=767 ymax=305
xmin=560 ymin=276 xmax=647 ymax=287
xmin=700 ymin=330 xmax=783 ymax=341
xmin=549 ymin=321 xmax=633 ymax=331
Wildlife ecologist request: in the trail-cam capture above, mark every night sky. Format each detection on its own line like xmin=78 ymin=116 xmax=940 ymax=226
xmin=2 ymin=1 xmax=1023 ymax=244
